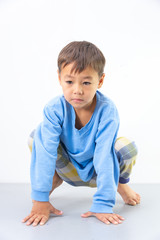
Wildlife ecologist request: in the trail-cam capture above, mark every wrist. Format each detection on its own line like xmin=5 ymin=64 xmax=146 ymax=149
xmin=31 ymin=189 xmax=50 ymax=202
xmin=32 ymin=199 xmax=49 ymax=203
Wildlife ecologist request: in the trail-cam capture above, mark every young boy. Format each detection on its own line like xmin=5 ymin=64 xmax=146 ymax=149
xmin=22 ymin=41 xmax=140 ymax=227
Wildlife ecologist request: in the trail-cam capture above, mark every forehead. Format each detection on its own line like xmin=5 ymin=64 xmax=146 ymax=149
xmin=61 ymin=63 xmax=98 ymax=78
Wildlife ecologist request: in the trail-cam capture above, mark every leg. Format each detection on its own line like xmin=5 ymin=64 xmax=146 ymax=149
xmin=55 ymin=142 xmax=96 ymax=187
xmin=49 ymin=170 xmax=63 ymax=195
xmin=28 ymin=130 xmax=63 ymax=196
xmin=114 ymin=137 xmax=141 ymax=205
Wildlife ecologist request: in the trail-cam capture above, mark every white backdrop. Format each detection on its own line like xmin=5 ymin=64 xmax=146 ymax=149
xmin=0 ymin=0 xmax=160 ymax=183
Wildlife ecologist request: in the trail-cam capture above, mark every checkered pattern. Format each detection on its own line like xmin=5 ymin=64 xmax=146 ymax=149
xmin=28 ymin=130 xmax=138 ymax=187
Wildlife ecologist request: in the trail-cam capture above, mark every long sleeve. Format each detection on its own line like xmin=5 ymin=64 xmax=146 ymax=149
xmin=90 ymin=106 xmax=120 ymax=213
xmin=30 ymin=100 xmax=63 ymax=201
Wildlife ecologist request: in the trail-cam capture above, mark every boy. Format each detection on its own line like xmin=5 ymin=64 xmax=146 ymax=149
xmin=22 ymin=41 xmax=140 ymax=227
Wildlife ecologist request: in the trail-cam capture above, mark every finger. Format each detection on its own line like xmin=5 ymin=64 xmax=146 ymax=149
xmin=81 ymin=211 xmax=93 ymax=218
xmin=22 ymin=213 xmax=34 ymax=223
xmin=112 ymin=215 xmax=122 ymax=224
xmin=40 ymin=216 xmax=48 ymax=226
xmin=108 ymin=216 xmax=118 ymax=225
xmin=115 ymin=214 xmax=125 ymax=221
xmin=26 ymin=215 xmax=38 ymax=226
xmin=32 ymin=216 xmax=42 ymax=227
xmin=54 ymin=209 xmax=63 ymax=215
xmin=97 ymin=216 xmax=110 ymax=225
xmin=50 ymin=206 xmax=63 ymax=215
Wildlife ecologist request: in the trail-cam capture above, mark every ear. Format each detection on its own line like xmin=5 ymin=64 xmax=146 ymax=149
xmin=57 ymin=69 xmax=61 ymax=85
xmin=97 ymin=73 xmax=105 ymax=89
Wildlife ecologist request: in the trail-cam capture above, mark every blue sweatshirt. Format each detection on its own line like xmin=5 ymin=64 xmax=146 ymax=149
xmin=30 ymin=90 xmax=120 ymax=213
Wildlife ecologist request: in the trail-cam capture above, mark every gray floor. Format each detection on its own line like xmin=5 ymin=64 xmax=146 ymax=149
xmin=0 ymin=183 xmax=160 ymax=240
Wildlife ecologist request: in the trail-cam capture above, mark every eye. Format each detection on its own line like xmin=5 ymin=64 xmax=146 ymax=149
xmin=83 ymin=82 xmax=91 ymax=85
xmin=66 ymin=81 xmax=72 ymax=84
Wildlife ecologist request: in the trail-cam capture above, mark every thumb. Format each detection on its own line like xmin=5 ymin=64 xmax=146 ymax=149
xmin=81 ymin=211 xmax=93 ymax=218
xmin=49 ymin=204 xmax=63 ymax=215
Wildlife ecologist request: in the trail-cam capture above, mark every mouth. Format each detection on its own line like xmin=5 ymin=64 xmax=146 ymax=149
xmin=72 ymin=99 xmax=84 ymax=102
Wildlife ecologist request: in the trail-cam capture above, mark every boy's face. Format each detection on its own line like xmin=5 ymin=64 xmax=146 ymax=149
xmin=57 ymin=62 xmax=105 ymax=111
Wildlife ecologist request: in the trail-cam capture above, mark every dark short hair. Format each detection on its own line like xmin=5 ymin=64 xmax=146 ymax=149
xmin=57 ymin=41 xmax=105 ymax=77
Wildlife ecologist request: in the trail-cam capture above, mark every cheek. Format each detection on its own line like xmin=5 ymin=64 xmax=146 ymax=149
xmin=63 ymin=88 xmax=71 ymax=97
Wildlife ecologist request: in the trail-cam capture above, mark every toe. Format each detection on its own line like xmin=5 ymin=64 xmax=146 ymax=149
xmin=128 ymin=199 xmax=137 ymax=206
xmin=136 ymin=194 xmax=141 ymax=204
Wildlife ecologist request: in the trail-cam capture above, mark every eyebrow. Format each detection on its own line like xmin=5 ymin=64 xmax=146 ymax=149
xmin=64 ymin=75 xmax=93 ymax=80
xmin=64 ymin=75 xmax=75 ymax=79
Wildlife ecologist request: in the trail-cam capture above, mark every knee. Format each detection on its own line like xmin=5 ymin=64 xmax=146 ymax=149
xmin=27 ymin=129 xmax=35 ymax=152
xmin=115 ymin=136 xmax=138 ymax=159
xmin=132 ymin=141 xmax=138 ymax=156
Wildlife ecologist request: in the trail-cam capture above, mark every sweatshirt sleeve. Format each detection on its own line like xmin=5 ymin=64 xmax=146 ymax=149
xmin=90 ymin=105 xmax=120 ymax=213
xmin=30 ymin=100 xmax=63 ymax=202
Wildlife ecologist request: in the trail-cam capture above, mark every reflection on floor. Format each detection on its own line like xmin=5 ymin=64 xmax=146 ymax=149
xmin=0 ymin=183 xmax=160 ymax=240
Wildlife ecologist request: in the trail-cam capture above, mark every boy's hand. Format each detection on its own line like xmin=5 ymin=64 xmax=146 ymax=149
xmin=81 ymin=211 xmax=124 ymax=225
xmin=22 ymin=201 xmax=63 ymax=226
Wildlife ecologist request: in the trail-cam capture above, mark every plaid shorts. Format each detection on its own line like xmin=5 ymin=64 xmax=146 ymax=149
xmin=28 ymin=130 xmax=138 ymax=187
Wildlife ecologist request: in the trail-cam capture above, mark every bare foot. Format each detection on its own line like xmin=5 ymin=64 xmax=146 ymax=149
xmin=117 ymin=183 xmax=141 ymax=205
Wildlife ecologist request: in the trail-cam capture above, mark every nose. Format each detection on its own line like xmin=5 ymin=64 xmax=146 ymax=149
xmin=73 ymin=84 xmax=83 ymax=95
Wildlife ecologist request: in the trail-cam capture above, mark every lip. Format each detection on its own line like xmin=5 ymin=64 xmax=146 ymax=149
xmin=72 ymin=99 xmax=83 ymax=102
